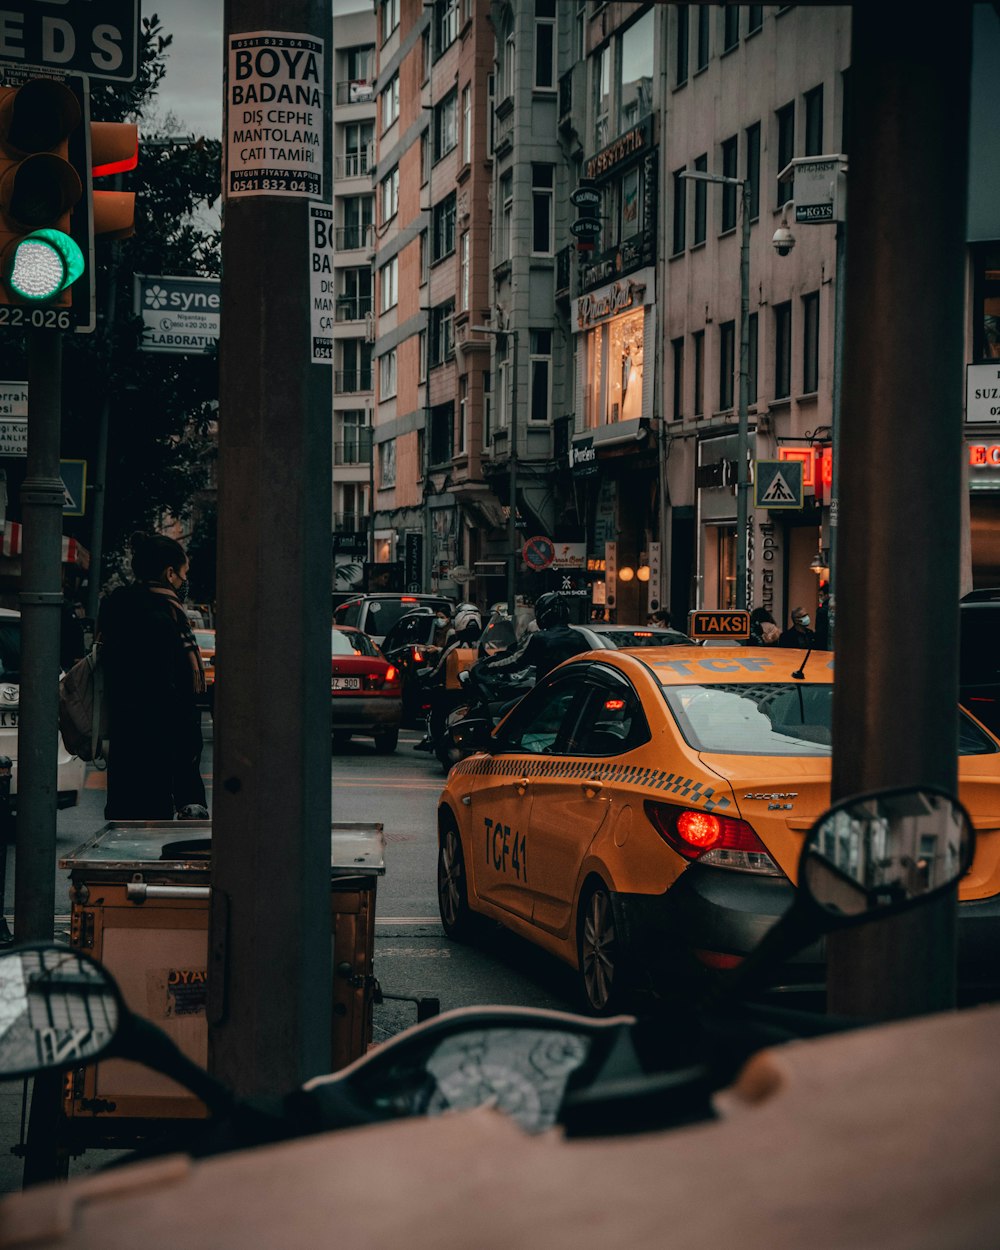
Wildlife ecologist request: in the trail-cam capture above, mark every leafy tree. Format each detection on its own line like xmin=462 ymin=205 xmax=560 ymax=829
xmin=0 ymin=14 xmax=221 ymax=594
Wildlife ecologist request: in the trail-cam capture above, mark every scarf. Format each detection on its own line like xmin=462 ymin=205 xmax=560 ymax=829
xmin=147 ymin=584 xmax=206 ymax=695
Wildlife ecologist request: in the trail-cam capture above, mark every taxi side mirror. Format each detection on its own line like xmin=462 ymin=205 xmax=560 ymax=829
xmin=451 ymin=717 xmax=492 ymax=753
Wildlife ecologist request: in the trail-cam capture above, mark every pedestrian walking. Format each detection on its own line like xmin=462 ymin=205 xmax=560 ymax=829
xmin=98 ymin=531 xmax=208 ymax=821
xmin=779 ymin=606 xmax=817 ymax=649
xmin=749 ymin=607 xmax=780 ymax=646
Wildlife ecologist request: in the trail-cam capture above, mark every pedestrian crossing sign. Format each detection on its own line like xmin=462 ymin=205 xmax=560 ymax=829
xmin=754 ymin=459 xmax=804 ymax=509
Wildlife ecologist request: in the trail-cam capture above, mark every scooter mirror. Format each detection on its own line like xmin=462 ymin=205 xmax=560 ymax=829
xmin=451 ymin=717 xmax=492 ymax=752
xmin=800 ymin=786 xmax=974 ymax=922
xmin=0 ymin=944 xmax=122 ymax=1079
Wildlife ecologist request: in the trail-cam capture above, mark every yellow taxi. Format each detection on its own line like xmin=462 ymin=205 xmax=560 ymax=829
xmin=436 ymin=646 xmax=1000 ymax=1012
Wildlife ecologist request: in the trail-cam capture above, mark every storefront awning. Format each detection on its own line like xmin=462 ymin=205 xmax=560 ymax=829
xmin=1 ymin=521 xmax=90 ymax=568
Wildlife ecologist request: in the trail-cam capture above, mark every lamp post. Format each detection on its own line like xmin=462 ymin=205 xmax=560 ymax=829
xmin=680 ymin=170 xmax=752 ymax=609
xmin=471 ymin=324 xmax=520 ymax=616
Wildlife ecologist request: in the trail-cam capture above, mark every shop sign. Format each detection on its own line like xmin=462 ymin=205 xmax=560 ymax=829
xmin=569 ymin=436 xmax=599 ymax=476
xmin=575 ymin=276 xmax=646 ymax=331
xmin=552 ymin=542 xmax=586 ymax=570
xmin=585 ymin=117 xmax=651 ymax=182
xmin=967 ymin=363 xmax=1000 ymax=424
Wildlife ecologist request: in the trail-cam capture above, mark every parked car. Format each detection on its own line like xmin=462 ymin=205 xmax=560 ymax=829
xmin=437 ymin=643 xmax=1000 ymax=1013
xmin=333 ymin=594 xmax=454 ymax=644
xmin=0 ymin=608 xmax=84 ymax=807
xmin=960 ymin=588 xmax=1000 ymax=738
xmin=331 ymin=625 xmax=402 ymax=753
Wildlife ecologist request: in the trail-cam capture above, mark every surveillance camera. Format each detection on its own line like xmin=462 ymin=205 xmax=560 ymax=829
xmin=772 ymin=225 xmax=796 ymax=257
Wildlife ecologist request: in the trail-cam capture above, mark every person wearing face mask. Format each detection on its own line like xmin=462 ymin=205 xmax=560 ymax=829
xmin=97 ymin=531 xmax=208 ymax=821
xmin=779 ymin=606 xmax=817 ymax=649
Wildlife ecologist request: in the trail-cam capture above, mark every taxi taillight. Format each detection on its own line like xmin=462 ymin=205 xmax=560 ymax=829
xmin=643 ymin=801 xmax=782 ymax=876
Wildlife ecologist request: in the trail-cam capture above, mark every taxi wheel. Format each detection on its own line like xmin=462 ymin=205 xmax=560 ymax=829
xmin=438 ymin=823 xmax=475 ymax=941
xmin=577 ymin=882 xmax=624 ymax=1016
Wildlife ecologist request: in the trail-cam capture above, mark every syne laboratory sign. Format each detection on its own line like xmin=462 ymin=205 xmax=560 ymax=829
xmin=135 ymin=276 xmax=220 ymax=355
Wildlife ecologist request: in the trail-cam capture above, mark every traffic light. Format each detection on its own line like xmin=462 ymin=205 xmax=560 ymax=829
xmin=0 ymin=78 xmax=85 ymax=307
xmin=90 ymin=120 xmax=137 ymax=240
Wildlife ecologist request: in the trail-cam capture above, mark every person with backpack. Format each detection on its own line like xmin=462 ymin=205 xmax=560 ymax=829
xmin=97 ymin=532 xmax=208 ymax=821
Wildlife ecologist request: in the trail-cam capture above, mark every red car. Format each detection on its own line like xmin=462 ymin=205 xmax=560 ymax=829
xmin=331 ymin=626 xmax=402 ymax=753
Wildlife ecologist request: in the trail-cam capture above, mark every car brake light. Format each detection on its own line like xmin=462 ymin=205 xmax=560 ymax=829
xmin=643 ymin=800 xmax=782 ymax=876
xmin=413 ymin=648 xmax=424 ymax=663
xmin=604 ymin=698 xmax=625 ymax=711
xmin=385 ymin=665 xmax=399 ymax=684
xmin=362 ymin=668 xmax=400 ymax=692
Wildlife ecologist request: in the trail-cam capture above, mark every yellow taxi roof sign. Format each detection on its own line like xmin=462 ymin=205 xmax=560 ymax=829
xmin=687 ymin=609 xmax=751 ymax=640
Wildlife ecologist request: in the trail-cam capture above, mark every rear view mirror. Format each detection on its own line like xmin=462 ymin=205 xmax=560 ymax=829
xmin=800 ymin=786 xmax=974 ymax=921
xmin=0 ymin=944 xmax=121 ymax=1079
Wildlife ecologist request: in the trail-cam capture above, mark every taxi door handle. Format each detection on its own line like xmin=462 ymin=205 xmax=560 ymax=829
xmin=513 ymin=777 xmax=530 ymax=796
xmin=580 ymin=779 xmax=604 ymax=798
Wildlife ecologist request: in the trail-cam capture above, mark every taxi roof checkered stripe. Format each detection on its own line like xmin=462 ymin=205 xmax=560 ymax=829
xmin=451 ymin=756 xmax=732 ymax=813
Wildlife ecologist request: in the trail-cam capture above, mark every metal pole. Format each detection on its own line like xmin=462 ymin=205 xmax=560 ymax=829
xmin=827 ymin=4 xmax=970 ymax=1018
xmin=86 ymin=214 xmax=121 ymax=623
xmin=826 ymin=218 xmax=846 ymax=651
xmin=507 ymin=329 xmax=519 ymax=617
xmin=210 ymin=0 xmax=332 ymax=1097
xmin=736 ymin=180 xmax=751 ymax=610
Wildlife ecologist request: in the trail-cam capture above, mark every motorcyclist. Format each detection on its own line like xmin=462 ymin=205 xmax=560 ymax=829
xmin=414 ymin=605 xmax=483 ymax=751
xmin=481 ymin=591 xmax=591 ymax=681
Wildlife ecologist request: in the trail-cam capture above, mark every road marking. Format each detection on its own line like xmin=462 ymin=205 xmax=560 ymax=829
xmin=376 ymin=917 xmax=441 ymax=926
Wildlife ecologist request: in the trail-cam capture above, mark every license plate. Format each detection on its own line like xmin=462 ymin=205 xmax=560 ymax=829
xmin=0 ymin=711 xmax=17 ymax=728
xmin=332 ymin=677 xmax=361 ymax=691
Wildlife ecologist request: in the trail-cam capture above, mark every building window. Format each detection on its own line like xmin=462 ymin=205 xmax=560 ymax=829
xmin=429 ymin=402 xmax=454 ymax=466
xmin=745 ymin=121 xmax=761 ymax=221
xmin=458 ymin=376 xmax=468 ymax=454
xmin=378 ymin=438 xmax=396 ymax=488
xmin=381 ymin=0 xmax=399 ymax=42
xmin=671 ymin=336 xmax=684 ymax=420
xmin=532 ymin=164 xmax=554 ymax=254
xmin=672 ymin=166 xmax=687 ymax=254
xmin=723 ymin=6 xmax=740 ymax=51
xmin=380 ymin=73 xmax=399 ymax=132
xmin=804 ymin=84 xmax=824 ymax=156
xmin=498 ymin=171 xmax=513 ymax=260
xmin=583 ymin=310 xmax=645 ymax=428
xmin=693 ymin=153 xmax=707 ymax=246
xmin=774 ymin=301 xmax=792 ymax=400
xmin=719 ymin=320 xmax=735 ymax=411
xmin=459 ymin=231 xmax=470 ymax=310
xmin=379 ymin=256 xmax=398 ymax=312
xmin=620 ymin=9 xmax=654 ymax=129
xmin=721 ymin=136 xmax=738 ymax=232
xmin=434 ymin=0 xmax=459 ymax=57
xmin=776 ymin=101 xmax=794 ymax=206
xmin=748 ymin=312 xmax=759 ymax=404
xmin=693 ymin=329 xmax=705 ymax=416
xmin=802 ymin=291 xmax=820 ymax=393
xmin=503 ymin=26 xmax=516 ymax=100
xmin=747 ymin=6 xmax=764 ymax=35
xmin=696 ymin=5 xmax=709 ymax=71
xmin=339 ymin=338 xmax=372 ymax=393
xmin=343 ymin=121 xmax=373 ymax=177
xmin=497 ymin=358 xmax=509 ymax=431
xmin=675 ymin=5 xmax=689 ymax=87
xmin=340 ymin=410 xmax=370 ymax=464
xmin=380 ymin=167 xmax=398 ymax=223
xmin=419 ymin=329 xmax=427 ymax=382
xmin=340 ymin=266 xmax=372 ymax=321
xmin=530 ymin=329 xmax=552 ymax=423
xmin=430 ymin=300 xmax=455 ymax=365
xmin=461 ymin=83 xmax=472 ymax=164
xmin=341 ymin=195 xmax=373 ymax=251
xmin=433 ymin=192 xmax=457 ymax=260
xmin=434 ymin=90 xmax=458 ymax=161
xmin=487 ymin=72 xmax=496 ymax=153
xmin=379 ymin=348 xmax=397 ymax=400
xmin=534 ymin=0 xmax=556 ymax=89
xmin=594 ymin=43 xmax=611 ymax=151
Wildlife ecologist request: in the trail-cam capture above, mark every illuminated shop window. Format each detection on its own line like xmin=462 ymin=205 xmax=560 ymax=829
xmin=585 ymin=310 xmax=644 ymax=428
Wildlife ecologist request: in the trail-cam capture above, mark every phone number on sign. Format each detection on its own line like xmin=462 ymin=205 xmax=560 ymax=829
xmin=229 ymin=175 xmax=319 ymax=194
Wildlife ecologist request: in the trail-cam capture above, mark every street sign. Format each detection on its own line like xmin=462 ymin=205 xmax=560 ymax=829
xmin=0 ymin=419 xmax=26 ymax=457
xmin=788 ymin=154 xmax=847 ymax=224
xmin=967 ymin=363 xmax=1000 ymax=424
xmin=135 ymin=275 xmax=220 ymax=355
xmin=754 ymin=459 xmax=804 ymax=509
xmin=522 ymin=535 xmax=555 ymax=571
xmin=60 ymin=459 xmax=87 ymax=516
xmin=570 ymin=187 xmax=601 ymax=208
xmin=0 ymin=382 xmax=27 ymax=418
xmin=688 ymin=609 xmax=751 ymax=641
xmin=0 ymin=1 xmax=139 ymax=82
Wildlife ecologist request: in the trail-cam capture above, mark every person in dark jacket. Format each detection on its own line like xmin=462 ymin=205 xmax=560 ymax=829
xmin=484 ymin=592 xmax=591 ymax=681
xmin=779 ymin=606 xmax=817 ymax=649
xmin=98 ymin=531 xmax=208 ymax=821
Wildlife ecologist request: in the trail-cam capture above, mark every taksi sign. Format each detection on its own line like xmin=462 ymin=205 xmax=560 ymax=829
xmin=0 ymin=1 xmax=138 ymax=82
xmin=688 ymin=610 xmax=751 ymax=641
xmin=135 ymin=275 xmax=220 ymax=355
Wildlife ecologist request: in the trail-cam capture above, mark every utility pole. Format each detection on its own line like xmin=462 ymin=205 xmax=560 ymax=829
xmin=210 ymin=0 xmax=333 ymax=1097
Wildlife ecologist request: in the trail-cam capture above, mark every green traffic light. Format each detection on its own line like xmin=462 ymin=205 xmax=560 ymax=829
xmin=7 ymin=228 xmax=84 ymax=301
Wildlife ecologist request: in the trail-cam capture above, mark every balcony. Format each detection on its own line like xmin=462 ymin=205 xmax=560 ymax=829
xmin=335 ymin=147 xmax=373 ymax=180
xmin=335 ymin=225 xmax=372 ymax=252
xmin=336 ymin=295 xmax=373 ymax=323
xmin=335 ymin=80 xmax=374 ymax=106
xmin=334 ymin=430 xmax=373 ymax=465
xmin=335 ymin=369 xmax=373 ymax=394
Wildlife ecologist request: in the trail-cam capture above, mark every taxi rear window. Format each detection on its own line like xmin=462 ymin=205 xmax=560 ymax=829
xmin=662 ymin=683 xmax=999 ymax=758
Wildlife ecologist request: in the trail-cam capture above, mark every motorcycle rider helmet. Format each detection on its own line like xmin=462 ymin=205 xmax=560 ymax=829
xmin=453 ymin=606 xmax=482 ymax=641
xmin=535 ymin=592 xmax=570 ymax=629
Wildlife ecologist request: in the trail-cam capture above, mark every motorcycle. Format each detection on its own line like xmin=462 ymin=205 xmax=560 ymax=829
xmin=432 ymin=653 xmax=536 ymax=772
xmin=0 ymin=785 xmax=975 ymax=1180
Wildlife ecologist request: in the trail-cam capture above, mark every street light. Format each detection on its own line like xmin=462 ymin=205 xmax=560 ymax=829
xmin=470 ymin=323 xmax=520 ymax=617
xmin=680 ymin=169 xmax=752 ymax=610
